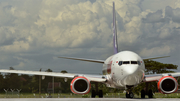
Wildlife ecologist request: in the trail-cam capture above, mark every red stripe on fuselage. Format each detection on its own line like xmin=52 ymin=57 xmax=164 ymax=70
xmin=107 ymin=61 xmax=112 ymax=74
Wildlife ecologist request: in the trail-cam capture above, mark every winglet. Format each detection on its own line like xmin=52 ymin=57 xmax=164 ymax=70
xmin=113 ymin=2 xmax=118 ymax=54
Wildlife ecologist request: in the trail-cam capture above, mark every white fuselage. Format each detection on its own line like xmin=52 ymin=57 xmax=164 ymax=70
xmin=103 ymin=51 xmax=145 ymax=88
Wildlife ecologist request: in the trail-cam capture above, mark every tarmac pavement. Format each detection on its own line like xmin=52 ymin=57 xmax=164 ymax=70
xmin=0 ymin=98 xmax=179 ymax=101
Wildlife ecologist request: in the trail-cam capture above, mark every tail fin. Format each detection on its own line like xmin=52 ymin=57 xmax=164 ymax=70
xmin=113 ymin=2 xmax=118 ymax=54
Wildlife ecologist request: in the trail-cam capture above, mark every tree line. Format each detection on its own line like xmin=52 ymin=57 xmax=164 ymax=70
xmin=0 ymin=67 xmax=71 ymax=93
xmin=0 ymin=60 xmax=178 ymax=94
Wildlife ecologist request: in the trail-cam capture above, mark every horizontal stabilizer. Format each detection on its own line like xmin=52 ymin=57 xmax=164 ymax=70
xmin=143 ymin=56 xmax=170 ymax=60
xmin=58 ymin=56 xmax=104 ymax=64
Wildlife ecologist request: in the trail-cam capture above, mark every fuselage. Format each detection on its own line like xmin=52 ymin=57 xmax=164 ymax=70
xmin=103 ymin=51 xmax=145 ymax=88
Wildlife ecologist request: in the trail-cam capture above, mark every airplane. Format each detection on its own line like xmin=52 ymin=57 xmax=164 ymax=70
xmin=0 ymin=1 xmax=179 ymax=98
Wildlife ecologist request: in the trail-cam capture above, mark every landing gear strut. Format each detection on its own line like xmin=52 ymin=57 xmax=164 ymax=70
xmin=141 ymin=89 xmax=153 ymax=98
xmin=126 ymin=85 xmax=134 ymax=98
xmin=141 ymin=83 xmax=153 ymax=98
xmin=91 ymin=83 xmax=103 ymax=98
xmin=91 ymin=90 xmax=96 ymax=98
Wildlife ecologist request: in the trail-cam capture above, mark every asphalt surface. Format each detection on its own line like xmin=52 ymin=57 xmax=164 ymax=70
xmin=0 ymin=98 xmax=179 ymax=101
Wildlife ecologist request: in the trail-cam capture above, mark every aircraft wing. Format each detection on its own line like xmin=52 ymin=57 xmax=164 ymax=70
xmin=143 ymin=56 xmax=170 ymax=60
xmin=144 ymin=72 xmax=180 ymax=82
xmin=58 ymin=56 xmax=104 ymax=63
xmin=0 ymin=69 xmax=106 ymax=83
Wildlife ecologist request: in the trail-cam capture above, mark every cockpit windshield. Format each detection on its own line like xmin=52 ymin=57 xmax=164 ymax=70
xmin=118 ymin=61 xmax=122 ymax=65
xmin=137 ymin=61 xmax=141 ymax=65
xmin=118 ymin=61 xmax=141 ymax=66
xmin=131 ymin=61 xmax=137 ymax=64
xmin=123 ymin=61 xmax=130 ymax=64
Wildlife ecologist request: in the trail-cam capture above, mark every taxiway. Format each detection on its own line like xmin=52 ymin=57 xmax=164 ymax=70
xmin=0 ymin=98 xmax=179 ymax=101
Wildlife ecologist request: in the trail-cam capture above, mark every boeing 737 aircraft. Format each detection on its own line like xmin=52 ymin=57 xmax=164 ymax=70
xmin=0 ymin=2 xmax=180 ymax=98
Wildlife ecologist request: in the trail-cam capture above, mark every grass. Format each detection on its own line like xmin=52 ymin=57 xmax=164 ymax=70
xmin=0 ymin=92 xmax=180 ymax=98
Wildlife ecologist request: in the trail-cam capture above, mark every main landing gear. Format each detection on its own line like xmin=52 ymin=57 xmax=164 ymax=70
xmin=141 ymin=83 xmax=153 ymax=98
xmin=91 ymin=83 xmax=103 ymax=98
xmin=141 ymin=89 xmax=153 ymax=98
xmin=91 ymin=90 xmax=103 ymax=98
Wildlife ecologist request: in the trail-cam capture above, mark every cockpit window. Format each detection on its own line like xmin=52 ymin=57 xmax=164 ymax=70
xmin=138 ymin=61 xmax=141 ymax=65
xmin=131 ymin=61 xmax=137 ymax=64
xmin=123 ymin=61 xmax=130 ymax=64
xmin=118 ymin=61 xmax=122 ymax=66
xmin=118 ymin=61 xmax=141 ymax=66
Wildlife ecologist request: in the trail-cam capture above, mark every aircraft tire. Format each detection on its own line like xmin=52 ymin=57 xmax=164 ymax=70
xmin=126 ymin=92 xmax=130 ymax=98
xmin=141 ymin=90 xmax=145 ymax=98
xmin=148 ymin=89 xmax=153 ymax=98
xmin=126 ymin=92 xmax=134 ymax=98
xmin=91 ymin=90 xmax=96 ymax=98
xmin=98 ymin=90 xmax=103 ymax=98
xmin=129 ymin=92 xmax=134 ymax=98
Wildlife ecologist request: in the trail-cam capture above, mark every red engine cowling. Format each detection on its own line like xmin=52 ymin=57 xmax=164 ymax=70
xmin=157 ymin=76 xmax=178 ymax=94
xmin=70 ymin=76 xmax=91 ymax=94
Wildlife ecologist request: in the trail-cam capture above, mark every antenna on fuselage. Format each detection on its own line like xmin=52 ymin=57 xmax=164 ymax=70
xmin=113 ymin=2 xmax=118 ymax=54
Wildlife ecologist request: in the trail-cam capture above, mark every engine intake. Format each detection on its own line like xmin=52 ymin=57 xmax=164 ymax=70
xmin=70 ymin=76 xmax=91 ymax=94
xmin=157 ymin=76 xmax=178 ymax=94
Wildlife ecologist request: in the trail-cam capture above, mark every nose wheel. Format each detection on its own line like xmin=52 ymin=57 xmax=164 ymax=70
xmin=126 ymin=91 xmax=134 ymax=98
xmin=125 ymin=85 xmax=134 ymax=98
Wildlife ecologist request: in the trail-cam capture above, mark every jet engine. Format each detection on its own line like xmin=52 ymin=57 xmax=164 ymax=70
xmin=157 ymin=76 xmax=178 ymax=94
xmin=70 ymin=76 xmax=91 ymax=94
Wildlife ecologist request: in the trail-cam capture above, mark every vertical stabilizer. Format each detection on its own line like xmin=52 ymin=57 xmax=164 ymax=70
xmin=113 ymin=2 xmax=118 ymax=54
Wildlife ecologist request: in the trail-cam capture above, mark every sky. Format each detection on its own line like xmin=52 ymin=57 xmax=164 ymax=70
xmin=0 ymin=0 xmax=179 ymax=74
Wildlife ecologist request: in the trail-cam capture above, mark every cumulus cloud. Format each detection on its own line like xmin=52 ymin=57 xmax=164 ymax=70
xmin=142 ymin=10 xmax=168 ymax=23
xmin=0 ymin=0 xmax=179 ymax=73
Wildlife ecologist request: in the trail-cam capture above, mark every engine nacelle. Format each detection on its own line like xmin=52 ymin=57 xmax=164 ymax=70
xmin=157 ymin=76 xmax=178 ymax=94
xmin=70 ymin=76 xmax=91 ymax=94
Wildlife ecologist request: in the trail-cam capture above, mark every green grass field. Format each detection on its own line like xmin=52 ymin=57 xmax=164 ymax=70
xmin=0 ymin=92 xmax=180 ymax=98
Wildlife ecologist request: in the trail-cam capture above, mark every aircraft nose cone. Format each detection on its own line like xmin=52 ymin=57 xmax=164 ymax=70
xmin=124 ymin=65 xmax=138 ymax=74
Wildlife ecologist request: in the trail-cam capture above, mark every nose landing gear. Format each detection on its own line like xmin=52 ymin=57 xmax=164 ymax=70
xmin=126 ymin=91 xmax=134 ymax=98
xmin=125 ymin=85 xmax=134 ymax=98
